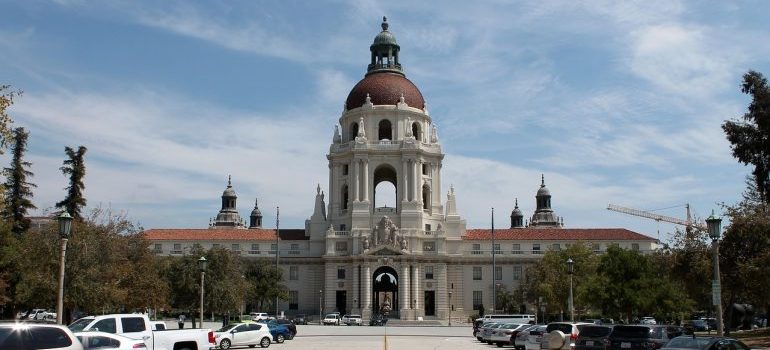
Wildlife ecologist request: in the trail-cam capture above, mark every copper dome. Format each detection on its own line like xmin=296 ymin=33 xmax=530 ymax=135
xmin=345 ymin=72 xmax=425 ymax=110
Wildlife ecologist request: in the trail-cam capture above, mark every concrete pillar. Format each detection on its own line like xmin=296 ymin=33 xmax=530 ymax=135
xmin=363 ymin=265 xmax=371 ymax=315
xmin=363 ymin=160 xmax=369 ymax=202
xmin=402 ymin=160 xmax=409 ymax=202
xmin=438 ymin=264 xmax=448 ymax=318
xmin=414 ymin=159 xmax=421 ymax=204
xmin=400 ymin=264 xmax=410 ymax=314
xmin=413 ymin=265 xmax=420 ymax=311
xmin=353 ymin=160 xmax=359 ymax=202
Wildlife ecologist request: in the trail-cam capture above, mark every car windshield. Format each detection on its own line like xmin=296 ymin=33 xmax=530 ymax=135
xmin=68 ymin=318 xmax=94 ymax=332
xmin=325 ymin=314 xmax=337 ymax=318
xmin=612 ymin=326 xmax=652 ymax=338
xmin=216 ymin=324 xmax=237 ymax=332
xmin=501 ymin=323 xmax=520 ymax=329
xmin=665 ymin=337 xmax=713 ymax=349
xmin=580 ymin=326 xmax=612 ymax=337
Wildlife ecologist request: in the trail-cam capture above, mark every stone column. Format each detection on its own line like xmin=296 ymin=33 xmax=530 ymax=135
xmin=415 ymin=159 xmax=421 ymax=204
xmin=363 ymin=160 xmax=369 ymax=202
xmin=352 ymin=160 xmax=359 ymax=202
xmin=402 ymin=160 xmax=409 ymax=202
xmin=412 ymin=265 xmax=420 ymax=311
xmin=438 ymin=264 xmax=448 ymax=319
xmin=353 ymin=264 xmax=360 ymax=313
xmin=363 ymin=265 xmax=371 ymax=316
xmin=400 ymin=264 xmax=410 ymax=315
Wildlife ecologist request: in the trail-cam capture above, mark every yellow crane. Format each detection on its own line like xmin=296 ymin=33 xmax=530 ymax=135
xmin=607 ymin=203 xmax=707 ymax=236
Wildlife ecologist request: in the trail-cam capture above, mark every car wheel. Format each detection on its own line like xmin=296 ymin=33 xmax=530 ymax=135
xmin=276 ymin=334 xmax=285 ymax=343
xmin=260 ymin=337 xmax=271 ymax=348
xmin=477 ymin=337 xmax=483 ymax=342
xmin=249 ymin=345 xmax=256 ymax=348
xmin=220 ymin=339 xmax=232 ymax=350
xmin=497 ymin=342 xmax=504 ymax=347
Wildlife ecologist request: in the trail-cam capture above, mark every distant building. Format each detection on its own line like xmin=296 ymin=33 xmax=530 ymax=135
xmin=145 ymin=18 xmax=656 ymax=321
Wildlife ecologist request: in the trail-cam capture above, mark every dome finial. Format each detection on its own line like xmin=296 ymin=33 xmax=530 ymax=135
xmin=541 ymin=174 xmax=545 ymax=187
xmin=228 ymin=174 xmax=232 ymax=187
xmin=515 ymin=198 xmax=519 ymax=208
xmin=382 ymin=16 xmax=388 ymax=31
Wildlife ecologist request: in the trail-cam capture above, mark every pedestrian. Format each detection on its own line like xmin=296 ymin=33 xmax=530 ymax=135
xmin=178 ymin=314 xmax=186 ymax=329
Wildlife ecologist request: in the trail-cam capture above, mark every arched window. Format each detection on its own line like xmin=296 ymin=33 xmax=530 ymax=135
xmin=349 ymin=122 xmax=359 ymax=141
xmin=422 ymin=184 xmax=430 ymax=210
xmin=378 ymin=119 xmax=392 ymax=140
xmin=412 ymin=122 xmax=421 ymax=141
xmin=342 ymin=185 xmax=349 ymax=210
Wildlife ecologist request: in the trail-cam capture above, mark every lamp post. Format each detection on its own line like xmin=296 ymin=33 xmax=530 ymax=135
xmin=448 ymin=291 xmax=453 ymax=326
xmin=56 ymin=212 xmax=73 ymax=325
xmin=706 ymin=211 xmax=724 ymax=336
xmin=198 ymin=256 xmax=207 ymax=327
xmin=319 ymin=290 xmax=323 ymax=325
xmin=566 ymin=258 xmax=574 ymax=322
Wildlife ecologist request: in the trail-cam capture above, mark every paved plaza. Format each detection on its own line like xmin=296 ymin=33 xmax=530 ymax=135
xmin=268 ymin=325 xmax=476 ymax=350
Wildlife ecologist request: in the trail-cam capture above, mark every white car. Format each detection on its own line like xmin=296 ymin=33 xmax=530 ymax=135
xmin=28 ymin=308 xmax=56 ymax=321
xmin=251 ymin=312 xmax=270 ymax=321
xmin=323 ymin=313 xmax=341 ymax=325
xmin=541 ymin=322 xmax=592 ymax=350
xmin=0 ymin=323 xmax=84 ymax=349
xmin=489 ymin=323 xmax=526 ymax=346
xmin=342 ymin=314 xmax=362 ymax=326
xmin=214 ymin=322 xmax=272 ymax=349
xmin=76 ymin=331 xmax=146 ymax=349
xmin=640 ymin=317 xmax=657 ymax=325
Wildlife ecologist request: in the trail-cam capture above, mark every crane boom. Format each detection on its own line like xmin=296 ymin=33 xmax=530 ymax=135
xmin=607 ymin=203 xmax=706 ymax=231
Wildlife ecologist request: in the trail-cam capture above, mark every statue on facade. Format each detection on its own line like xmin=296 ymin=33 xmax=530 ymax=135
xmin=362 ymin=236 xmax=370 ymax=250
xmin=399 ymin=236 xmax=408 ymax=250
xmin=380 ymin=294 xmax=392 ymax=315
xmin=372 ymin=216 xmax=400 ymax=247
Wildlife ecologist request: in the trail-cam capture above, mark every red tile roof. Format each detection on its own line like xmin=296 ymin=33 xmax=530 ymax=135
xmin=144 ymin=228 xmax=278 ymax=241
xmin=463 ymin=228 xmax=655 ymax=241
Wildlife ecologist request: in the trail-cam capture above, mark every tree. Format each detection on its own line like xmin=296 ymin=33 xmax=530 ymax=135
xmin=2 ymin=127 xmax=36 ymax=236
xmin=243 ymin=259 xmax=287 ymax=312
xmin=722 ymin=70 xmax=770 ymax=203
xmin=204 ymin=248 xmax=249 ymax=317
xmin=0 ymin=85 xmax=19 ymax=155
xmin=56 ymin=146 xmax=87 ymax=220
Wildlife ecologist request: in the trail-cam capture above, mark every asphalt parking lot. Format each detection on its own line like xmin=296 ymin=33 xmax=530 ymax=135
xmin=229 ymin=325 xmax=477 ymax=350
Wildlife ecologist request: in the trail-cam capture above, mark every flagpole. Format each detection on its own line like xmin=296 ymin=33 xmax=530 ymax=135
xmin=492 ymin=207 xmax=496 ymax=314
xmin=275 ymin=206 xmax=280 ymax=318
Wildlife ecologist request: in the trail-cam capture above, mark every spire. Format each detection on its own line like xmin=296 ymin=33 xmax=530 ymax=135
xmin=228 ymin=174 xmax=232 ymax=187
xmin=531 ymin=174 xmax=561 ymax=228
xmin=213 ymin=175 xmax=244 ymax=229
xmin=541 ymin=174 xmax=545 ymax=187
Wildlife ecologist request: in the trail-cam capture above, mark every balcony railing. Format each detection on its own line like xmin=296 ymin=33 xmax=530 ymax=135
xmin=288 ymin=250 xmax=301 ymax=255
xmin=333 ymin=231 xmax=350 ymax=236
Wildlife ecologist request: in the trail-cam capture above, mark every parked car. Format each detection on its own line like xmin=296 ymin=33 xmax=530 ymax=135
xmin=263 ymin=322 xmax=293 ymax=343
xmin=639 ymin=317 xmax=657 ymax=325
xmin=541 ymin=322 xmax=593 ymax=350
xmin=342 ymin=314 xmax=363 ymax=326
xmin=370 ymin=313 xmax=388 ymax=326
xmin=259 ymin=319 xmax=297 ymax=337
xmin=28 ymin=308 xmax=56 ymax=321
xmin=67 ymin=313 xmax=215 ymax=350
xmin=684 ymin=320 xmax=710 ymax=332
xmin=214 ymin=322 xmax=272 ymax=349
xmin=513 ymin=325 xmax=539 ymax=350
xmin=16 ymin=310 xmax=30 ymax=320
xmin=323 ymin=313 xmax=341 ymax=325
xmin=489 ymin=323 xmax=528 ymax=347
xmin=607 ymin=325 xmax=678 ymax=350
xmin=525 ymin=325 xmax=548 ymax=350
xmin=482 ymin=323 xmax=505 ymax=344
xmin=293 ymin=314 xmax=308 ymax=325
xmin=0 ymin=323 xmax=83 ymax=349
xmin=662 ymin=336 xmax=751 ymax=350
xmin=75 ymin=331 xmax=147 ymax=350
xmin=251 ymin=312 xmax=270 ymax=322
xmin=575 ymin=325 xmax=613 ymax=350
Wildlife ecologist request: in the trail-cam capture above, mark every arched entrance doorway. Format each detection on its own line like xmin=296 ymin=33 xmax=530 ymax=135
xmin=372 ymin=266 xmax=398 ymax=318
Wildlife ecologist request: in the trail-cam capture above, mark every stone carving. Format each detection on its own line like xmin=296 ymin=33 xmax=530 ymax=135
xmin=399 ymin=236 xmax=408 ymax=250
xmin=372 ymin=216 xmax=401 ymax=247
xmin=362 ymin=236 xmax=370 ymax=250
xmin=381 ymin=294 xmax=392 ymax=315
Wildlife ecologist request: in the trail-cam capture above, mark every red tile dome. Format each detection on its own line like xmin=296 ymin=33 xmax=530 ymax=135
xmin=346 ymin=72 xmax=425 ymax=110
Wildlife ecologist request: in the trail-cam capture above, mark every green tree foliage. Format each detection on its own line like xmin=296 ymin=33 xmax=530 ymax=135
xmin=0 ymin=221 xmax=17 ymax=309
xmin=164 ymin=245 xmax=205 ymax=314
xmin=56 ymin=146 xmax=87 ymax=220
xmin=2 ymin=127 xmax=36 ymax=236
xmin=722 ymin=70 xmax=770 ymax=203
xmin=662 ymin=226 xmax=712 ymax=313
xmin=14 ymin=209 xmax=168 ymax=320
xmin=243 ymin=259 xmax=288 ymax=312
xmin=524 ymin=242 xmax=597 ymax=319
xmin=0 ymin=85 xmax=19 ymax=155
xmin=203 ymin=247 xmax=249 ymax=315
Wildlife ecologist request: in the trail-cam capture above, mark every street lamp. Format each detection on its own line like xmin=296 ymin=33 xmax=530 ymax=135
xmin=56 ymin=212 xmax=73 ymax=325
xmin=448 ymin=291 xmax=453 ymax=326
xmin=566 ymin=258 xmax=574 ymax=322
xmin=319 ymin=290 xmax=323 ymax=325
xmin=706 ymin=211 xmax=724 ymax=336
xmin=198 ymin=256 xmax=207 ymax=327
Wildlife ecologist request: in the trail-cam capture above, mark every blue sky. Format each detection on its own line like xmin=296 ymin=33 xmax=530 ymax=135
xmin=1 ymin=1 xmax=768 ymax=242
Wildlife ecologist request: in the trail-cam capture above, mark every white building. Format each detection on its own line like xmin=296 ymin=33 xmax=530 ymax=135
xmin=145 ymin=18 xmax=657 ymax=322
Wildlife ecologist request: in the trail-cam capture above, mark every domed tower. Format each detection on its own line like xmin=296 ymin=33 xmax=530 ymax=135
xmin=322 ymin=16 xmax=458 ymax=243
xmin=249 ymin=198 xmax=263 ymax=229
xmin=212 ymin=175 xmax=245 ymax=228
xmin=510 ymin=198 xmax=524 ymax=228
xmin=529 ymin=174 xmax=562 ymax=228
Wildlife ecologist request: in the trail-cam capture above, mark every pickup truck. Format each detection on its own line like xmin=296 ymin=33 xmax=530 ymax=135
xmin=68 ymin=314 xmax=215 ymax=350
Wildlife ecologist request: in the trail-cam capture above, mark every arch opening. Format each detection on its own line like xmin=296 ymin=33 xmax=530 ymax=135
xmin=412 ymin=122 xmax=421 ymax=141
xmin=373 ymin=165 xmax=398 ymax=211
xmin=372 ymin=265 xmax=399 ymax=317
xmin=422 ymin=184 xmax=430 ymax=210
xmin=378 ymin=119 xmax=392 ymax=140
xmin=350 ymin=122 xmax=359 ymax=142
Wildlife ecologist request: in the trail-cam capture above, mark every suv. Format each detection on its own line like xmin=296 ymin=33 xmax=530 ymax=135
xmin=322 ymin=313 xmax=340 ymax=325
xmin=541 ymin=322 xmax=593 ymax=350
xmin=250 ymin=312 xmax=270 ymax=322
xmin=608 ymin=325 xmax=677 ymax=350
xmin=293 ymin=314 xmax=307 ymax=325
xmin=0 ymin=324 xmax=83 ymax=349
xmin=575 ymin=325 xmax=613 ymax=350
xmin=342 ymin=314 xmax=363 ymax=326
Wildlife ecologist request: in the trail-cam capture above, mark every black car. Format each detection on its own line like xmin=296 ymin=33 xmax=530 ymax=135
xmin=608 ymin=325 xmax=679 ymax=350
xmin=662 ymin=336 xmax=750 ymax=350
xmin=293 ymin=314 xmax=307 ymax=325
xmin=575 ymin=325 xmax=613 ymax=350
xmin=370 ymin=313 xmax=388 ymax=326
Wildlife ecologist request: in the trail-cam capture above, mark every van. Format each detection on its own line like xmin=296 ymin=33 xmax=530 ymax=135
xmin=482 ymin=314 xmax=537 ymax=324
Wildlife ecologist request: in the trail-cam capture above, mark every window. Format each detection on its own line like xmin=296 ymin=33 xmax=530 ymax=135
xmin=232 ymin=243 xmax=241 ymax=251
xmin=423 ymin=241 xmax=435 ymax=251
xmin=250 ymin=244 xmax=259 ymax=254
xmin=340 ymin=224 xmax=346 ymax=231
xmin=493 ymin=243 xmax=501 ymax=254
xmin=290 ymin=266 xmax=299 ymax=280
xmin=289 ymin=291 xmax=299 ymax=310
xmin=631 ymin=243 xmax=640 ymax=251
xmin=592 ymin=243 xmax=601 ymax=252
xmin=473 ymin=266 xmax=482 ymax=280
xmin=121 ymin=317 xmax=146 ymax=332
xmin=343 ymin=164 xmax=349 ymax=175
xmin=425 ymin=224 xmax=431 ymax=232
xmin=513 ymin=266 xmax=522 ymax=280
xmin=335 ymin=241 xmax=348 ymax=252
xmin=337 ymin=268 xmax=346 ymax=279
xmin=532 ymin=243 xmax=542 ymax=254
xmin=290 ymin=243 xmax=300 ymax=254
xmin=93 ymin=318 xmax=117 ymax=333
xmin=551 ymin=243 xmax=560 ymax=251
xmin=213 ymin=243 xmax=220 ymax=249
xmin=495 ymin=266 xmax=502 ymax=280
xmin=27 ymin=328 xmax=73 ymax=349
xmin=270 ymin=244 xmax=277 ymax=253
xmin=472 ymin=243 xmax=482 ymax=255
xmin=511 ymin=244 xmax=521 ymax=254
xmin=473 ymin=291 xmax=483 ymax=310
xmin=81 ymin=335 xmax=119 ymax=349
xmin=425 ymin=266 xmax=434 ymax=280
xmin=248 ymin=324 xmax=263 ymax=331
xmin=154 ymin=244 xmax=162 ymax=251
xmin=173 ymin=243 xmax=181 ymax=250
xmin=422 ymin=163 xmax=429 ymax=175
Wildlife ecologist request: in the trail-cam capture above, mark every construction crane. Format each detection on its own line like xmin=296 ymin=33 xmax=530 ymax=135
xmin=607 ymin=203 xmax=707 ymax=234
